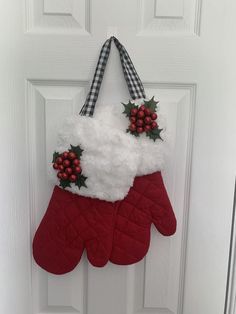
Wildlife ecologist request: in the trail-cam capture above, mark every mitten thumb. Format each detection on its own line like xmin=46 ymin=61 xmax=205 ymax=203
xmin=145 ymin=172 xmax=177 ymax=236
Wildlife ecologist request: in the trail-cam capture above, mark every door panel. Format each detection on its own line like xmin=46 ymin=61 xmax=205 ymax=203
xmin=25 ymin=0 xmax=90 ymax=34
xmin=138 ymin=0 xmax=201 ymax=35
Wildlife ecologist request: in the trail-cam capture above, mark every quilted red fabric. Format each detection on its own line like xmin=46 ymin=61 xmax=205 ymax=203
xmin=33 ymin=172 xmax=176 ymax=274
xmin=33 ymin=186 xmax=118 ymax=274
xmin=110 ymin=172 xmax=176 ymax=265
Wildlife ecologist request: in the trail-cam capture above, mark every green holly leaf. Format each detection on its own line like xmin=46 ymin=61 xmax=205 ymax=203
xmin=52 ymin=151 xmax=60 ymax=163
xmin=75 ymin=174 xmax=87 ymax=189
xmin=144 ymin=96 xmax=159 ymax=112
xmin=122 ymin=101 xmax=139 ymax=117
xmin=59 ymin=179 xmax=71 ymax=189
xmin=126 ymin=129 xmax=140 ymax=137
xmin=70 ymin=145 xmax=83 ymax=159
xmin=146 ymin=128 xmax=163 ymax=142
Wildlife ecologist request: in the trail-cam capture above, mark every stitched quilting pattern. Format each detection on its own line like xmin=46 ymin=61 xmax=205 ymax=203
xmin=33 ymin=172 xmax=176 ymax=274
xmin=110 ymin=172 xmax=176 ymax=265
xmin=33 ymin=186 xmax=118 ymax=274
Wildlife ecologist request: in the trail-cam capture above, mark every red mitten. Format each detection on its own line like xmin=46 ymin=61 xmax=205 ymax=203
xmin=33 ymin=186 xmax=118 ymax=274
xmin=110 ymin=171 xmax=176 ymax=265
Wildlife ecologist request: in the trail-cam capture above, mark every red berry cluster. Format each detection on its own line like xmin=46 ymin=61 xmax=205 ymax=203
xmin=129 ymin=105 xmax=158 ymax=134
xmin=53 ymin=151 xmax=82 ymax=183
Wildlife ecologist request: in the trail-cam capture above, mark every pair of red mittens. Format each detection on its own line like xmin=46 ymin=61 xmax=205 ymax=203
xmin=33 ymin=171 xmax=176 ymax=274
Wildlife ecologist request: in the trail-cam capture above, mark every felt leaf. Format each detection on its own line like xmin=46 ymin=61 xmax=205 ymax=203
xmin=146 ymin=128 xmax=163 ymax=142
xmin=70 ymin=145 xmax=83 ymax=159
xmin=126 ymin=129 xmax=140 ymax=137
xmin=52 ymin=151 xmax=60 ymax=163
xmin=144 ymin=96 xmax=159 ymax=112
xmin=75 ymin=174 xmax=87 ymax=189
xmin=59 ymin=179 xmax=71 ymax=189
xmin=122 ymin=101 xmax=138 ymax=117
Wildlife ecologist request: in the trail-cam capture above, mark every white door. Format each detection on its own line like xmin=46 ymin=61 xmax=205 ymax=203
xmin=1 ymin=0 xmax=236 ymax=314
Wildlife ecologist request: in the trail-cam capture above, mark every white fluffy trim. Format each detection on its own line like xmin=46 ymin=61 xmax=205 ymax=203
xmin=94 ymin=102 xmax=165 ymax=175
xmin=51 ymin=115 xmax=140 ymax=202
xmin=50 ymin=100 xmax=168 ymax=202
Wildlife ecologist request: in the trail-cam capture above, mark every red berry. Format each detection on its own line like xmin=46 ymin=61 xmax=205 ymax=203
xmin=139 ymin=105 xmax=145 ymax=111
xmin=57 ymin=172 xmax=63 ymax=179
xmin=137 ymin=127 xmax=144 ymax=133
xmin=74 ymin=166 xmax=82 ymax=174
xmin=136 ymin=119 xmax=144 ymax=127
xmin=151 ymin=122 xmax=158 ymax=129
xmin=63 ymin=159 xmax=71 ymax=167
xmin=58 ymin=164 xmax=64 ymax=171
xmin=137 ymin=110 xmax=145 ymax=118
xmin=69 ymin=174 xmax=77 ymax=182
xmin=130 ymin=116 xmax=136 ymax=123
xmin=73 ymin=159 xmax=80 ymax=166
xmin=65 ymin=167 xmax=73 ymax=175
xmin=131 ymin=108 xmax=138 ymax=116
xmin=144 ymin=108 xmax=151 ymax=116
xmin=144 ymin=125 xmax=151 ymax=132
xmin=144 ymin=116 xmax=152 ymax=125
xmin=151 ymin=113 xmax=158 ymax=120
xmin=53 ymin=163 xmax=59 ymax=170
xmin=61 ymin=172 xmax=68 ymax=180
xmin=68 ymin=152 xmax=76 ymax=160
xmin=129 ymin=123 xmax=136 ymax=132
xmin=56 ymin=157 xmax=63 ymax=164
xmin=62 ymin=151 xmax=69 ymax=159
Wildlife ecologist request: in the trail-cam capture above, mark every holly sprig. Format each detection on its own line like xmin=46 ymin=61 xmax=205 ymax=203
xmin=53 ymin=144 xmax=87 ymax=190
xmin=123 ymin=97 xmax=163 ymax=142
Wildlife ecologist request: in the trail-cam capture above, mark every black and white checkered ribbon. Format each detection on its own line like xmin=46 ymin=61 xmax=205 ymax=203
xmin=80 ymin=36 xmax=146 ymax=117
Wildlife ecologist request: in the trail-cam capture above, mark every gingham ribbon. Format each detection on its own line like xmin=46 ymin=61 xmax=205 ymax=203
xmin=80 ymin=36 xmax=146 ymax=117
